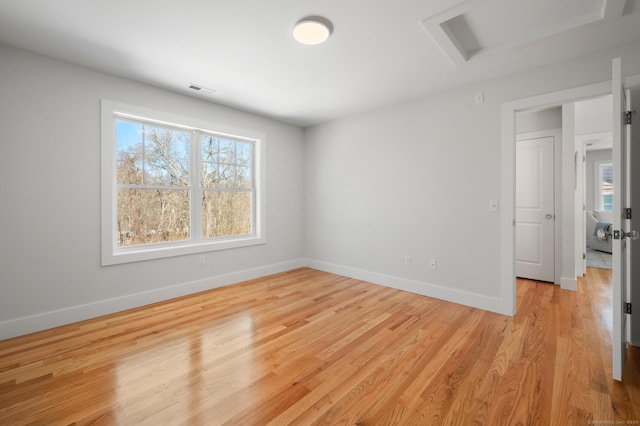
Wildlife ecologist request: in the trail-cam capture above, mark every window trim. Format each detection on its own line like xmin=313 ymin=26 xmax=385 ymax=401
xmin=101 ymin=99 xmax=266 ymax=266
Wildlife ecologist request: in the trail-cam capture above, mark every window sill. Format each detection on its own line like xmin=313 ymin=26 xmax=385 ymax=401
xmin=101 ymin=235 xmax=266 ymax=266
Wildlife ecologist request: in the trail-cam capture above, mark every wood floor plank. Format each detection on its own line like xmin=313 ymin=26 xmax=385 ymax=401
xmin=1 ymin=266 xmax=639 ymax=425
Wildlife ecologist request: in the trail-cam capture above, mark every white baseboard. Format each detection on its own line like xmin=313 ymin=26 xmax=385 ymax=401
xmin=1 ymin=258 xmax=510 ymax=341
xmin=561 ymin=276 xmax=578 ymax=291
xmin=0 ymin=259 xmax=305 ymax=341
xmin=304 ymin=259 xmax=505 ymax=315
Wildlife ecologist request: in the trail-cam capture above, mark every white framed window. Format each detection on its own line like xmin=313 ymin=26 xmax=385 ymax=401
xmin=594 ymin=160 xmax=613 ymax=211
xmin=101 ymin=100 xmax=265 ymax=265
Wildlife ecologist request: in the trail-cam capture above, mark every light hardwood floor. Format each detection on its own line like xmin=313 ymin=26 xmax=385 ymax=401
xmin=1 ymin=267 xmax=639 ymax=425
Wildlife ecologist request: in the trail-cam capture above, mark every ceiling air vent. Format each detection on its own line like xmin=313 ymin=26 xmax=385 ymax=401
xmin=422 ymin=0 xmax=613 ymax=66
xmin=188 ymin=84 xmax=216 ymax=95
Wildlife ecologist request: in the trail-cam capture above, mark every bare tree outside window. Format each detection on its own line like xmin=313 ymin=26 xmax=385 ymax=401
xmin=115 ymin=120 xmax=253 ymax=248
xmin=116 ymin=121 xmax=191 ymax=246
xmin=200 ymin=135 xmax=252 ymax=239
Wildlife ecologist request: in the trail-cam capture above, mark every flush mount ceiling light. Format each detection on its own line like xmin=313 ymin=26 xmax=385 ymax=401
xmin=293 ymin=16 xmax=333 ymax=45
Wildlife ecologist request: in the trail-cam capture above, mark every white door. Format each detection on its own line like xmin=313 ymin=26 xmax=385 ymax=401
xmin=612 ymin=57 xmax=636 ymax=381
xmin=515 ymin=136 xmax=555 ymax=283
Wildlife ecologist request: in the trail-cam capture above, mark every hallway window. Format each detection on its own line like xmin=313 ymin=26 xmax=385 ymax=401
xmin=597 ymin=161 xmax=613 ymax=211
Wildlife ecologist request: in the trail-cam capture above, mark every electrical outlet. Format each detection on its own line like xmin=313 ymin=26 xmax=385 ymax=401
xmin=429 ymin=259 xmax=437 ymax=270
xmin=405 ymin=255 xmax=411 ymax=266
xmin=198 ymin=255 xmax=205 ymax=266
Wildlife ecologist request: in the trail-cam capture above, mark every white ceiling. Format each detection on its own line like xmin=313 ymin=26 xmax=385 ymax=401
xmin=0 ymin=0 xmax=639 ymax=127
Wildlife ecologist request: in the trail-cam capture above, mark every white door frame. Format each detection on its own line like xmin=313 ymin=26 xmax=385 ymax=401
xmin=500 ymin=81 xmax=611 ymax=315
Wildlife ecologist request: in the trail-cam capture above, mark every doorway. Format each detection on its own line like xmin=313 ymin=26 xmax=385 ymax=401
xmin=503 ymin=63 xmax=639 ymax=382
xmin=512 ymin=97 xmax=611 ymax=286
xmin=574 ymin=95 xmax=614 ymax=275
xmin=499 ymin=80 xmax=612 ymax=316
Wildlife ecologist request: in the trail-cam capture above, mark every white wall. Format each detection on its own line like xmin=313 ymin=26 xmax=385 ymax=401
xmin=304 ymin=80 xmax=505 ymax=311
xmin=516 ymin=107 xmax=562 ymax=134
xmin=0 ymin=44 xmax=305 ymax=339
xmin=304 ymin=39 xmax=640 ymax=314
xmin=575 ymin=100 xmax=613 ymax=135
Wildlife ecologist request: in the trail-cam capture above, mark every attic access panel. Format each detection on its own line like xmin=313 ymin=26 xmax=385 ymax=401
xmin=422 ymin=0 xmax=622 ymax=66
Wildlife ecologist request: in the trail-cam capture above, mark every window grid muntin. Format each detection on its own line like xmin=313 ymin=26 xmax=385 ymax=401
xmin=115 ymin=118 xmax=194 ymax=247
xmin=116 ymin=187 xmax=191 ymax=248
xmin=197 ymin=132 xmax=255 ymax=240
xmin=199 ymin=134 xmax=254 ymax=190
xmin=116 ymin=118 xmax=191 ymax=187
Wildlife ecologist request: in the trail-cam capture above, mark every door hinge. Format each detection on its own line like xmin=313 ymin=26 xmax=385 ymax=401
xmin=626 ymin=303 xmax=632 ymax=315
xmin=626 ymin=110 xmax=636 ymax=125
xmin=626 ymin=208 xmax=632 ymax=220
xmin=583 ymin=253 xmax=586 ymax=260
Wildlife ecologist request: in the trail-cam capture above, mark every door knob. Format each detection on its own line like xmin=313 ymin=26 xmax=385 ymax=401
xmin=613 ymin=230 xmax=640 ymax=240
xmin=545 ymin=214 xmax=554 ymax=220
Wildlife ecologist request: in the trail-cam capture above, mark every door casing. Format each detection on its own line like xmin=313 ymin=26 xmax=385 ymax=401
xmin=501 ymin=81 xmax=612 ymax=315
